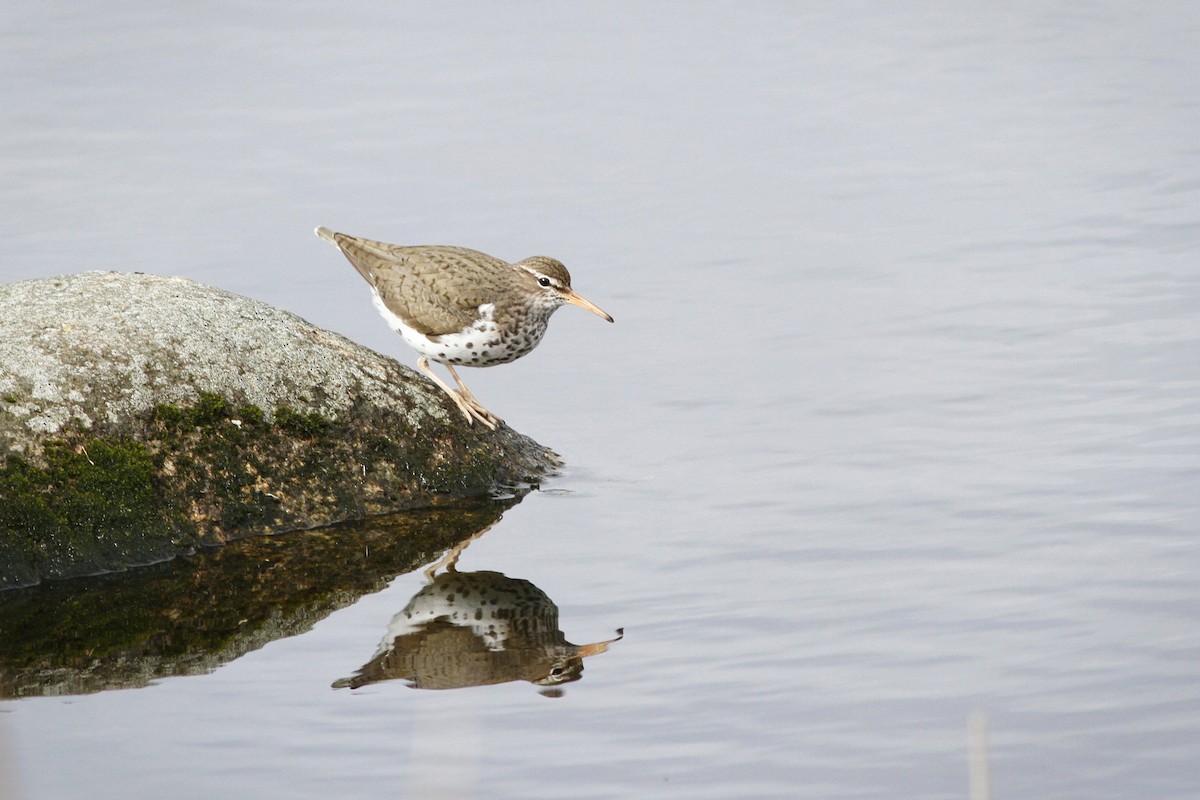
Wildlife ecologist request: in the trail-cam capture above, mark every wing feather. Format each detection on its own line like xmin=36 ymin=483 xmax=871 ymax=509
xmin=321 ymin=231 xmax=512 ymax=335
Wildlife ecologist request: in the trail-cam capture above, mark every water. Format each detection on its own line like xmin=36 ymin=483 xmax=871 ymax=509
xmin=2 ymin=2 xmax=1199 ymax=798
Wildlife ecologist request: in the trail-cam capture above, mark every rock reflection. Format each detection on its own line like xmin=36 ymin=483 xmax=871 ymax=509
xmin=333 ymin=564 xmax=622 ymax=694
xmin=0 ymin=495 xmax=522 ymax=699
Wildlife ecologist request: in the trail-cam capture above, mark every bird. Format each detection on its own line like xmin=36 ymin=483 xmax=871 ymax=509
xmin=330 ymin=569 xmax=623 ymax=692
xmin=315 ymin=227 xmax=612 ymax=429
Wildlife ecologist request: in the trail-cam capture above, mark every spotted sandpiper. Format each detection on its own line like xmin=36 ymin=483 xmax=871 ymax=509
xmin=315 ymin=228 xmax=612 ymax=429
xmin=330 ymin=570 xmax=623 ymax=692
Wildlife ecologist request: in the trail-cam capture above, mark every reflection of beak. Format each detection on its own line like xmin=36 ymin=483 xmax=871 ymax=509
xmin=576 ymin=627 xmax=625 ymax=658
xmin=564 ymin=290 xmax=614 ymax=323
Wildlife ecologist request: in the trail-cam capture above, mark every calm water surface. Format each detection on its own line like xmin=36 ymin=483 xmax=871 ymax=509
xmin=2 ymin=3 xmax=1199 ymax=798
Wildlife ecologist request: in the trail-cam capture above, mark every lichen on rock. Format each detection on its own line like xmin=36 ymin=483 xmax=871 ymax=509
xmin=0 ymin=272 xmax=557 ymax=588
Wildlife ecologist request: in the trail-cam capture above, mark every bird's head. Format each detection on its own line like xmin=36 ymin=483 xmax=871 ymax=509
xmin=516 ymin=256 xmax=614 ymax=322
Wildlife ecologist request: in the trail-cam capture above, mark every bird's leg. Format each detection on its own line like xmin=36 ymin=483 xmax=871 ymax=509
xmin=417 ymin=357 xmax=498 ymax=430
xmin=445 ymin=364 xmax=504 ymax=428
xmin=417 ymin=357 xmax=496 ymax=429
xmin=422 ymin=519 xmax=500 ymax=581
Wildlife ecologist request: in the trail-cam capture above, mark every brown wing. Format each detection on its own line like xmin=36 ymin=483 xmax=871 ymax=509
xmin=323 ymin=231 xmax=512 ymax=336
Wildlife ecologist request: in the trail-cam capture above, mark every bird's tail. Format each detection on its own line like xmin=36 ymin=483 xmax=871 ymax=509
xmin=314 ymin=226 xmax=338 ymax=245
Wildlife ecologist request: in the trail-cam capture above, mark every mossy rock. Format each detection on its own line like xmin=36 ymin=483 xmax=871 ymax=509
xmin=0 ymin=272 xmax=558 ymax=588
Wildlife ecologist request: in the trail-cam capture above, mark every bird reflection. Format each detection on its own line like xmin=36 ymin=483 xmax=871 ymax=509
xmin=332 ymin=550 xmax=622 ymax=694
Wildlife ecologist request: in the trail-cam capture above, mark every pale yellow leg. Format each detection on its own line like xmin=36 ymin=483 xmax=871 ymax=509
xmin=422 ymin=519 xmax=499 ymax=581
xmin=417 ymin=357 xmax=499 ymax=430
xmin=445 ymin=364 xmax=503 ymax=428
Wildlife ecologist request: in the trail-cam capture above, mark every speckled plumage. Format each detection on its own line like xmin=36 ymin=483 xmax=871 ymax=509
xmin=331 ymin=570 xmax=623 ymax=691
xmin=316 ymin=227 xmax=612 ymax=429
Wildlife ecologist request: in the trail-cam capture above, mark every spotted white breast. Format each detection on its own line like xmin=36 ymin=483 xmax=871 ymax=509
xmin=371 ymin=291 xmax=551 ymax=367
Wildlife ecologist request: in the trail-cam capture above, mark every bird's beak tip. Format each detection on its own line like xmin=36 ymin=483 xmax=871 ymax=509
xmin=565 ymin=291 xmax=613 ymax=323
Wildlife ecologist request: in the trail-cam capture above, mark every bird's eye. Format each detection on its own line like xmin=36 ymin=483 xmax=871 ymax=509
xmin=537 ymin=276 xmax=552 ymax=288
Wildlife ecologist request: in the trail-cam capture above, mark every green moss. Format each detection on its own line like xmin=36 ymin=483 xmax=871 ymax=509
xmin=150 ymin=402 xmax=186 ymax=425
xmin=151 ymin=391 xmax=230 ymax=429
xmin=2 ymin=393 xmax=18 ymax=403
xmin=274 ymin=406 xmax=329 ymax=437
xmin=189 ymin=392 xmax=229 ymax=426
xmin=46 ymin=439 xmax=159 ymax=529
xmin=144 ymin=396 xmax=337 ymax=536
xmin=0 ymin=438 xmax=189 ymax=586
xmin=236 ymin=404 xmax=265 ymax=426
xmin=0 ymin=456 xmax=59 ymax=545
xmin=2 ymin=388 xmax=554 ymax=589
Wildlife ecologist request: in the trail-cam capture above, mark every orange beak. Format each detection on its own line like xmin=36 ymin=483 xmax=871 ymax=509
xmin=564 ymin=290 xmax=614 ymax=323
xmin=576 ymin=628 xmax=625 ymax=657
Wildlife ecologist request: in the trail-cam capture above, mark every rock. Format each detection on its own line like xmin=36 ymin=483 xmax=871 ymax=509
xmin=0 ymin=271 xmax=557 ymax=589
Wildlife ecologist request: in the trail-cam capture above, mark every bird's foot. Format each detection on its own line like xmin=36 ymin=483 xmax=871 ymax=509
xmin=417 ymin=357 xmax=504 ymax=430
xmin=457 ymin=386 xmax=503 ymax=429
xmin=449 ymin=390 xmax=502 ymax=430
